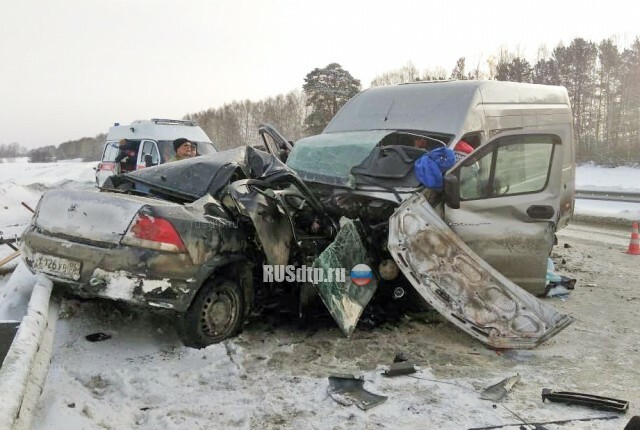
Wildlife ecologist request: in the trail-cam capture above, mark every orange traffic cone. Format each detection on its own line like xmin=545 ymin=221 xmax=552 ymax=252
xmin=626 ymin=222 xmax=640 ymax=255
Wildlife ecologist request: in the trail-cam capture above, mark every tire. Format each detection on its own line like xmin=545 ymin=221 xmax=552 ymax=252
xmin=177 ymin=279 xmax=245 ymax=348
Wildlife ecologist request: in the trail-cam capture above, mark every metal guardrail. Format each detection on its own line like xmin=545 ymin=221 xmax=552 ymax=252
xmin=575 ymin=189 xmax=640 ymax=203
xmin=0 ymin=281 xmax=59 ymax=430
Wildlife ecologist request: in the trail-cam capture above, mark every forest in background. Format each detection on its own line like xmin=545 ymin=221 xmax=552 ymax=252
xmin=3 ymin=35 xmax=638 ymax=166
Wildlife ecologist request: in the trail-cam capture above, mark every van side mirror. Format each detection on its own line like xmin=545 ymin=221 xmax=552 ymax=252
xmin=444 ymin=173 xmax=460 ymax=209
xmin=144 ymin=154 xmax=154 ymax=167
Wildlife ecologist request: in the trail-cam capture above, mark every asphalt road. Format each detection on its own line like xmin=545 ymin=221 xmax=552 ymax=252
xmin=0 ymin=321 xmax=20 ymax=365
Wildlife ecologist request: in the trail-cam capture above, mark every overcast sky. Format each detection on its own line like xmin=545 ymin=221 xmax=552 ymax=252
xmin=1 ymin=0 xmax=638 ymax=149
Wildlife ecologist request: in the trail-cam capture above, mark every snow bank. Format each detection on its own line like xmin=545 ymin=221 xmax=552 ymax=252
xmin=0 ymin=264 xmax=39 ymax=321
xmin=0 ymin=159 xmax=95 ymax=187
xmin=574 ymin=200 xmax=640 ymax=222
xmin=15 ymin=299 xmax=59 ymax=430
xmin=0 ymin=278 xmax=55 ymax=430
xmin=31 ymin=299 xmax=623 ymax=429
xmin=0 ymin=182 xmax=40 ymax=239
xmin=0 ymin=157 xmax=30 ymax=164
xmin=0 ymin=159 xmax=94 ymax=263
xmin=576 ymin=164 xmax=640 ymax=192
xmin=0 ymin=183 xmax=40 ymax=267
xmin=32 ymin=337 xmax=499 ymax=428
xmin=570 ymin=165 xmax=640 ymax=222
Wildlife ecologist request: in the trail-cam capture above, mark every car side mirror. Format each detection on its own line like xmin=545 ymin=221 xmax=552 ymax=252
xmin=444 ymin=173 xmax=460 ymax=209
xmin=144 ymin=154 xmax=154 ymax=167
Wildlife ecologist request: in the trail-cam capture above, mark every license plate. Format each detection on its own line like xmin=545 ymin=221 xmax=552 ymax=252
xmin=32 ymin=253 xmax=81 ymax=281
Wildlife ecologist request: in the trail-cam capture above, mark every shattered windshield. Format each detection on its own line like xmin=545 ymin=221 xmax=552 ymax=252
xmin=286 ymin=130 xmax=393 ymax=186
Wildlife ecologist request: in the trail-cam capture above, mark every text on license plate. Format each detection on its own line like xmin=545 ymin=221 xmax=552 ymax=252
xmin=32 ymin=254 xmax=81 ymax=281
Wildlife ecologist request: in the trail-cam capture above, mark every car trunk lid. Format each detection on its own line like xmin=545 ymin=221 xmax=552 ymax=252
xmin=33 ymin=189 xmax=167 ymax=245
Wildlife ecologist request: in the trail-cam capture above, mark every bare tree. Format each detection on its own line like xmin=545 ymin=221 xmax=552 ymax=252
xmin=370 ymin=62 xmax=420 ymax=87
xmin=450 ymin=57 xmax=467 ymax=80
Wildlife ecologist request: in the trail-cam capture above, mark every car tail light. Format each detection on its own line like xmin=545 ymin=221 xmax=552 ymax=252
xmin=99 ymin=162 xmax=116 ymax=171
xmin=122 ymin=213 xmax=187 ymax=253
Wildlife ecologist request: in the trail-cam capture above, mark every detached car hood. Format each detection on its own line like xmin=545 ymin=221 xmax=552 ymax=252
xmin=124 ymin=146 xmax=290 ymax=201
xmin=388 ymin=194 xmax=574 ymax=349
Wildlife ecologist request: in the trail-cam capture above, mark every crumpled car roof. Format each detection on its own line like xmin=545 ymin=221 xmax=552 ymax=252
xmin=124 ymin=146 xmax=290 ymax=200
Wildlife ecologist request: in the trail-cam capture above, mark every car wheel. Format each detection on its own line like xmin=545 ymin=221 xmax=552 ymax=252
xmin=178 ymin=279 xmax=245 ymax=348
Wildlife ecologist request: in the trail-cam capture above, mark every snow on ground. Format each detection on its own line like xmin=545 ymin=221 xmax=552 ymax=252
xmin=575 ymin=164 xmax=640 ymax=222
xmin=33 ymin=303 xmax=497 ymax=430
xmin=0 ymin=263 xmax=39 ymax=321
xmin=576 ymin=163 xmax=640 ymax=192
xmin=0 ymin=158 xmax=95 ymax=265
xmin=0 ymin=158 xmax=638 ymax=429
xmin=0 ymin=183 xmax=42 ymax=238
xmin=575 ymin=163 xmax=640 ymax=221
xmin=0 ymin=158 xmax=96 ymax=187
xmin=574 ymin=199 xmax=640 ymax=222
xmin=31 ymin=300 xmax=626 ymax=430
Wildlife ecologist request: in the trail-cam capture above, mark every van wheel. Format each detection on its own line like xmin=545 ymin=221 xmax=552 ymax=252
xmin=177 ymin=279 xmax=245 ymax=348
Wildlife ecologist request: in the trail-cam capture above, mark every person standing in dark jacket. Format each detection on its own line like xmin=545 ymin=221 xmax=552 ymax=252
xmin=115 ymin=139 xmax=138 ymax=172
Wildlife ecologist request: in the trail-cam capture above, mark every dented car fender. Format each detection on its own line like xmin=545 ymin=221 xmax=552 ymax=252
xmin=224 ymin=179 xmax=294 ymax=266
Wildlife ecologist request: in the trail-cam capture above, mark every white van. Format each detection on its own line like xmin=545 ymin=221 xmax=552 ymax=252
xmin=299 ymin=80 xmax=576 ymax=294
xmin=95 ymin=118 xmax=216 ymax=187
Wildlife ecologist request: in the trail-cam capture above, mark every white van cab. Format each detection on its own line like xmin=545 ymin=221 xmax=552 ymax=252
xmin=95 ymin=118 xmax=216 ymax=187
xmin=299 ymin=80 xmax=576 ymax=294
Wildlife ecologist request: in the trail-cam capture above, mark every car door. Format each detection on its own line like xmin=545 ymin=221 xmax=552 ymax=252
xmin=138 ymin=140 xmax=160 ymax=169
xmin=444 ymin=132 xmax=564 ymax=294
xmin=258 ymin=124 xmax=293 ymax=162
xmin=95 ymin=141 xmax=120 ymax=187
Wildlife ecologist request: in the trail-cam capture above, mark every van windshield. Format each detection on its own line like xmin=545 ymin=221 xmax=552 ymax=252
xmin=287 ymin=130 xmax=452 ymax=188
xmin=287 ymin=130 xmax=391 ymax=186
xmin=158 ymin=140 xmax=217 ymax=163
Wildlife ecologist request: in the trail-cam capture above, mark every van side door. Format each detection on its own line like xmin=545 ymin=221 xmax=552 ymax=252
xmin=138 ymin=140 xmax=160 ymax=169
xmin=444 ymin=132 xmax=564 ymax=294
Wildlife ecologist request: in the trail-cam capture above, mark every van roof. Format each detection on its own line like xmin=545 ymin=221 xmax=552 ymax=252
xmin=324 ymin=80 xmax=570 ymax=135
xmin=398 ymin=80 xmax=569 ymax=104
xmin=106 ymin=118 xmax=213 ymax=143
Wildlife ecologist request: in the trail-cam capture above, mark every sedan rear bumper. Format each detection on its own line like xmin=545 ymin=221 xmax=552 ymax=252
xmin=20 ymin=226 xmax=201 ymax=312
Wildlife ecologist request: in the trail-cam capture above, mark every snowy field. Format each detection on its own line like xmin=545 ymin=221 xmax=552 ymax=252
xmin=1 ymin=158 xmax=639 ymax=429
xmin=574 ymin=163 xmax=640 ymax=221
xmin=0 ymin=158 xmax=95 ymax=238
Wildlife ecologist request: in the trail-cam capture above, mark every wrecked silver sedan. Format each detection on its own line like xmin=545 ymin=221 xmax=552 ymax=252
xmin=21 ymin=142 xmax=338 ymax=347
